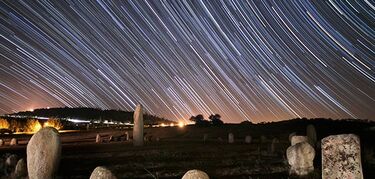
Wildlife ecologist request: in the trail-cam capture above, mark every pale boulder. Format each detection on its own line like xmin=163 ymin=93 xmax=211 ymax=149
xmin=228 ymin=133 xmax=234 ymax=143
xmin=27 ymin=127 xmax=61 ymax=179
xmin=286 ymin=142 xmax=315 ymax=176
xmin=182 ymin=169 xmax=209 ymax=179
xmin=90 ymin=166 xmax=117 ymax=179
xmin=10 ymin=138 xmax=18 ymax=146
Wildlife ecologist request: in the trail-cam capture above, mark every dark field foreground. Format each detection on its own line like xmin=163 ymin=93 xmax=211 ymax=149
xmin=1 ymin=122 xmax=375 ymax=178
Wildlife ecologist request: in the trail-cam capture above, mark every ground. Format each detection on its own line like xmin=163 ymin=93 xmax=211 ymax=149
xmin=0 ymin=124 xmax=374 ymax=178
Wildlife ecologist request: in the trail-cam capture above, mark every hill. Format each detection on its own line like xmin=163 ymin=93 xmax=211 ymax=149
xmin=8 ymin=107 xmax=174 ymax=125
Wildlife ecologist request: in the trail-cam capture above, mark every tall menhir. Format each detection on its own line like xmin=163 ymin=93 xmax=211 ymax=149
xmin=133 ymin=104 xmax=144 ymax=146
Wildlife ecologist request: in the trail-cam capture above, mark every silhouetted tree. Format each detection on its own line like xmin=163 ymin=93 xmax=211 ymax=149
xmin=190 ymin=114 xmax=210 ymax=126
xmin=209 ymin=114 xmax=224 ymax=126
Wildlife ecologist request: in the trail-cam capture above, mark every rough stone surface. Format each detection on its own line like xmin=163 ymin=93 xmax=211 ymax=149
xmin=321 ymin=134 xmax=363 ymax=179
xmin=245 ymin=136 xmax=252 ymax=143
xmin=27 ymin=127 xmax=61 ymax=179
xmin=96 ymin=134 xmax=101 ymax=143
xmin=133 ymin=104 xmax=144 ymax=146
xmin=182 ymin=169 xmax=209 ymax=179
xmin=0 ymin=139 xmax=4 ymax=146
xmin=291 ymin=135 xmax=308 ymax=146
xmin=228 ymin=133 xmax=234 ymax=143
xmin=14 ymin=158 xmax=27 ymax=178
xmin=90 ymin=166 xmax=117 ymax=179
xmin=307 ymin=124 xmax=317 ymax=147
xmin=286 ymin=142 xmax=315 ymax=176
xmin=10 ymin=138 xmax=18 ymax=146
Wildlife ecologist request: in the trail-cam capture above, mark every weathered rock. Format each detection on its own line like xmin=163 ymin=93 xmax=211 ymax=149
xmin=182 ymin=169 xmax=209 ymax=179
xmin=286 ymin=142 xmax=315 ymax=176
xmin=307 ymin=124 xmax=317 ymax=147
xmin=10 ymin=138 xmax=18 ymax=146
xmin=96 ymin=134 xmax=101 ymax=143
xmin=27 ymin=127 xmax=61 ymax=179
xmin=5 ymin=154 xmax=18 ymax=168
xmin=321 ymin=134 xmax=363 ymax=179
xmin=245 ymin=135 xmax=252 ymax=143
xmin=90 ymin=166 xmax=117 ymax=179
xmin=291 ymin=135 xmax=308 ymax=146
xmin=133 ymin=104 xmax=144 ymax=146
xmin=14 ymin=158 xmax=27 ymax=178
xmin=0 ymin=139 xmax=4 ymax=146
xmin=228 ymin=133 xmax=234 ymax=143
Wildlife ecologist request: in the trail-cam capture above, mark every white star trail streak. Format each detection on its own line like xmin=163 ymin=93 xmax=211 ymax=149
xmin=0 ymin=0 xmax=374 ymax=122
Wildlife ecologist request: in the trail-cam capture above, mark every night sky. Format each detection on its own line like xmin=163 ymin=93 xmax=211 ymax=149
xmin=0 ymin=0 xmax=374 ymax=123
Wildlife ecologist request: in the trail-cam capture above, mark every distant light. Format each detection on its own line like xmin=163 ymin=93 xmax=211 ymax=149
xmin=178 ymin=122 xmax=185 ymax=128
xmin=47 ymin=107 xmax=50 ymax=109
xmin=29 ymin=108 xmax=34 ymax=112
xmin=160 ymin=123 xmax=166 ymax=127
xmin=169 ymin=123 xmax=175 ymax=127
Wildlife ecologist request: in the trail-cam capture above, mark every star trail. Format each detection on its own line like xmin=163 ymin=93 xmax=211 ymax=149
xmin=0 ymin=0 xmax=374 ymax=123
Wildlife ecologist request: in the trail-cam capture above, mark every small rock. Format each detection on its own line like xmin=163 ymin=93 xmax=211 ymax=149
xmin=182 ymin=169 xmax=209 ymax=179
xmin=14 ymin=158 xmax=27 ymax=178
xmin=245 ymin=135 xmax=252 ymax=144
xmin=228 ymin=133 xmax=234 ymax=143
xmin=124 ymin=131 xmax=129 ymax=141
xmin=27 ymin=127 xmax=61 ymax=179
xmin=286 ymin=142 xmax=315 ymax=176
xmin=10 ymin=138 xmax=18 ymax=146
xmin=90 ymin=166 xmax=117 ymax=179
xmin=321 ymin=134 xmax=363 ymax=179
xmin=96 ymin=134 xmax=101 ymax=143
xmin=290 ymin=135 xmax=308 ymax=146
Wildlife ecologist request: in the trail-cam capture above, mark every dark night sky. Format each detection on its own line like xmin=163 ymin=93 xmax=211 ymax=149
xmin=0 ymin=0 xmax=374 ymax=123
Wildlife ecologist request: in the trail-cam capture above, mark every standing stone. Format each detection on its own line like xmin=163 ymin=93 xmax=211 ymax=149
xmin=10 ymin=138 xmax=18 ymax=146
xmin=245 ymin=136 xmax=252 ymax=143
xmin=86 ymin=124 xmax=90 ymax=130
xmin=133 ymin=104 xmax=144 ymax=146
xmin=27 ymin=127 xmax=61 ymax=179
xmin=321 ymin=134 xmax=363 ymax=179
xmin=90 ymin=166 xmax=117 ymax=179
xmin=182 ymin=169 xmax=209 ymax=179
xmin=291 ymin=136 xmax=308 ymax=146
xmin=286 ymin=142 xmax=315 ymax=176
xmin=108 ymin=135 xmax=114 ymax=142
xmin=260 ymin=135 xmax=267 ymax=143
xmin=228 ymin=133 xmax=234 ymax=143
xmin=271 ymin=138 xmax=279 ymax=154
xmin=0 ymin=139 xmax=4 ymax=146
xmin=307 ymin=124 xmax=317 ymax=147
xmin=14 ymin=158 xmax=27 ymax=178
xmin=125 ymin=131 xmax=129 ymax=141
xmin=96 ymin=134 xmax=101 ymax=143
xmin=203 ymin=134 xmax=208 ymax=142
xmin=5 ymin=154 xmax=18 ymax=168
